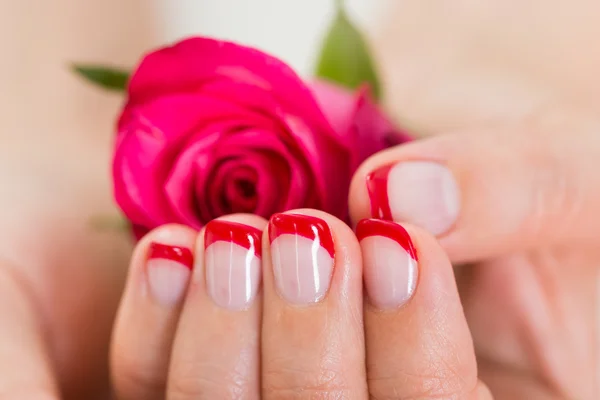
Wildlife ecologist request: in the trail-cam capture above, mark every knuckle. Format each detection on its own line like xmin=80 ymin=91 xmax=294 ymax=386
xmin=167 ymin=376 xmax=205 ymax=400
xmin=113 ymin=352 xmax=166 ymax=395
xmin=168 ymin=361 xmax=254 ymax=400
xmin=262 ymin=365 xmax=352 ymax=400
xmin=368 ymin=373 xmax=469 ymax=400
xmin=168 ymin=375 xmax=249 ymax=400
xmin=368 ymin=360 xmax=475 ymax=400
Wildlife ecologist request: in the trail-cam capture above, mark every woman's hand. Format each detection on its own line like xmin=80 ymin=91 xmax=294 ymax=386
xmin=348 ymin=109 xmax=599 ymax=399
xmin=111 ymin=211 xmax=491 ymax=399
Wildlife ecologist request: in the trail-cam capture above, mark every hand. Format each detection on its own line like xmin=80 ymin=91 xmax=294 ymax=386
xmin=377 ymin=1 xmax=600 ymax=133
xmin=110 ymin=212 xmax=492 ymax=399
xmin=0 ymin=118 xmax=131 ymax=399
xmin=0 ymin=2 xmax=149 ymax=398
xmin=348 ymin=109 xmax=599 ymax=399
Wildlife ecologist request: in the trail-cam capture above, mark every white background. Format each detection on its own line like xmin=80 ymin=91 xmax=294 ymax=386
xmin=153 ymin=0 xmax=394 ymax=76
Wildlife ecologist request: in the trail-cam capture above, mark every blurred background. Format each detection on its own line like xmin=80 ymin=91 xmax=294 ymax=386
xmin=0 ymin=1 xmax=397 ymax=276
xmin=2 ymin=0 xmax=600 ymax=250
xmin=1 ymin=1 xmax=600 ymax=397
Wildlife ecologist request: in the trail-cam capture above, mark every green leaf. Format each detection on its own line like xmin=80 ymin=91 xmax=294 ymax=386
xmin=315 ymin=5 xmax=382 ymax=100
xmin=71 ymin=64 xmax=130 ymax=92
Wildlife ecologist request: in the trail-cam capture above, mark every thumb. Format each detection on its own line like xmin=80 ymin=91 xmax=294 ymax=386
xmin=349 ymin=114 xmax=600 ymax=262
xmin=0 ymin=264 xmax=60 ymax=399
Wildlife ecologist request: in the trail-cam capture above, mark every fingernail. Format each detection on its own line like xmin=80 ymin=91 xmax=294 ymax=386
xmin=366 ymin=161 xmax=460 ymax=236
xmin=204 ymin=220 xmax=262 ymax=310
xmin=269 ymin=213 xmax=335 ymax=305
xmin=147 ymin=243 xmax=193 ymax=307
xmin=357 ymin=219 xmax=418 ymax=309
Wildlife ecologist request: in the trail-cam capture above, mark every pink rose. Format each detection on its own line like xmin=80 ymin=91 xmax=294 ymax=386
xmin=113 ymin=37 xmax=409 ymax=237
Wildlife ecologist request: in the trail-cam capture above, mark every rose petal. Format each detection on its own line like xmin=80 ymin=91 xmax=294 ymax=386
xmin=308 ymin=80 xmax=357 ymax=149
xmin=180 ymin=78 xmax=345 ymax=217
xmin=196 ymin=79 xmax=347 ymax=216
xmin=200 ymin=80 xmax=284 ymax=118
xmin=209 ymin=160 xmax=250 ymax=216
xmin=128 ymin=37 xmax=333 ymax=137
xmin=204 ymin=146 xmax=291 ymax=218
xmin=223 ymin=168 xmax=258 ymax=212
xmin=131 ymin=224 xmax=150 ymax=241
xmin=351 ymin=87 xmax=412 ymax=160
xmin=164 ymin=119 xmax=263 ymax=227
xmin=114 ymin=38 xmax=408 ymax=232
xmin=311 ymin=80 xmax=412 ymax=166
xmin=212 ymin=129 xmax=316 ymax=211
xmin=308 ymin=81 xmax=413 ymax=219
xmin=280 ymin=113 xmax=350 ymax=215
xmin=163 ymin=132 xmax=219 ymax=229
xmin=114 ymin=94 xmax=266 ymax=228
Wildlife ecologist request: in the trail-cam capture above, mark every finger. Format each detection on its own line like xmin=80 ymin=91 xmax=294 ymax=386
xmin=349 ymin=117 xmax=600 ymax=262
xmin=261 ymin=211 xmax=367 ymax=399
xmin=111 ymin=225 xmax=197 ymax=400
xmin=0 ymin=265 xmax=60 ymax=399
xmin=357 ymin=219 xmax=491 ymax=399
xmin=167 ymin=214 xmax=266 ymax=399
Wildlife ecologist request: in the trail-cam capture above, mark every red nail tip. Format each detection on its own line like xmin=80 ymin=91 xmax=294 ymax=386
xmin=366 ymin=165 xmax=393 ymax=220
xmin=356 ymin=219 xmax=418 ymax=261
xmin=148 ymin=243 xmax=194 ymax=269
xmin=269 ymin=213 xmax=335 ymax=258
xmin=204 ymin=220 xmax=262 ymax=258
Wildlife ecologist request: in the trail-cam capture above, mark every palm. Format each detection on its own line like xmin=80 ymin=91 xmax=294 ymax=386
xmin=457 ymin=250 xmax=597 ymax=399
xmin=378 ymin=5 xmax=600 ymax=397
xmin=0 ymin=110 xmax=131 ymax=399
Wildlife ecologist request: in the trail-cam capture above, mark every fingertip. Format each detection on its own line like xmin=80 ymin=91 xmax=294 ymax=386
xmin=111 ymin=224 xmax=199 ymax=400
xmin=260 ymin=212 xmax=368 ymax=396
xmin=357 ymin=219 xmax=457 ymax=311
xmin=269 ymin=208 xmax=359 ymax=250
xmin=166 ymin=214 xmax=266 ymax=398
xmin=265 ymin=209 xmax=364 ymax=297
xmin=360 ymin=219 xmax=478 ymax=399
xmin=193 ymin=214 xmax=266 ymax=309
xmin=349 ymin=138 xmax=437 ymax=228
xmin=212 ymin=213 xmax=269 ymax=229
xmin=198 ymin=214 xmax=268 ymax=259
xmin=118 ymin=222 xmax=199 ymax=315
xmin=134 ymin=224 xmax=198 ymax=262
xmin=348 ymin=161 xmax=373 ymax=228
xmin=396 ymin=222 xmax=456 ymax=283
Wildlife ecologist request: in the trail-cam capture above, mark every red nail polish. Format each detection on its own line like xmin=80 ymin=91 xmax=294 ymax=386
xmin=148 ymin=243 xmax=194 ymax=270
xmin=269 ymin=213 xmax=335 ymax=258
xmin=204 ymin=220 xmax=262 ymax=258
xmin=366 ymin=165 xmax=393 ymax=220
xmin=356 ymin=219 xmax=417 ymax=261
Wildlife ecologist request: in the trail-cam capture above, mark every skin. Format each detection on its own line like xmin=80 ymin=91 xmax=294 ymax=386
xmin=0 ymin=1 xmax=599 ymax=399
xmin=111 ymin=213 xmax=492 ymax=399
xmin=349 ymin=109 xmax=600 ymax=399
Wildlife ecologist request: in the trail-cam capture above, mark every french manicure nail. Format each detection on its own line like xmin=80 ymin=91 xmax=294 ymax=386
xmin=269 ymin=213 xmax=335 ymax=305
xmin=204 ymin=220 xmax=262 ymax=310
xmin=366 ymin=161 xmax=460 ymax=236
xmin=357 ymin=219 xmax=418 ymax=309
xmin=147 ymin=243 xmax=193 ymax=307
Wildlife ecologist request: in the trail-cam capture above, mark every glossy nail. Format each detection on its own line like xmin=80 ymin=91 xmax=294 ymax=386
xmin=269 ymin=213 xmax=335 ymax=305
xmin=204 ymin=220 xmax=262 ymax=310
xmin=147 ymin=243 xmax=193 ymax=307
xmin=366 ymin=161 xmax=460 ymax=236
xmin=357 ymin=219 xmax=418 ymax=309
